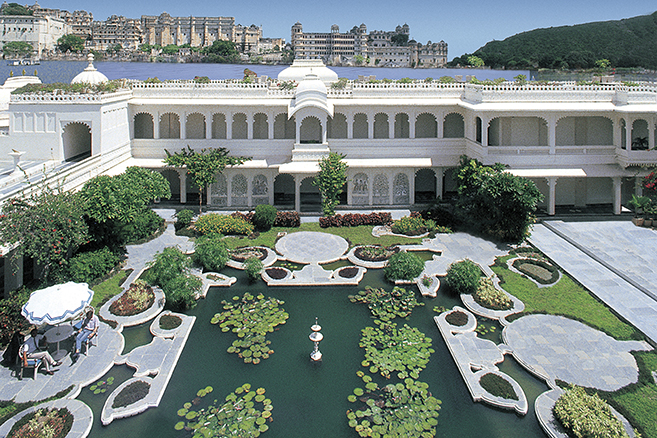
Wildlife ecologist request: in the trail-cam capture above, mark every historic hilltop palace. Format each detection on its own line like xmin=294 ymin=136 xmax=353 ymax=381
xmin=0 ymin=58 xmax=656 ymax=218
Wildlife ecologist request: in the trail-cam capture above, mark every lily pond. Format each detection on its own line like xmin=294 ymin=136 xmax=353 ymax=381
xmin=77 ymin=267 xmax=548 ymax=438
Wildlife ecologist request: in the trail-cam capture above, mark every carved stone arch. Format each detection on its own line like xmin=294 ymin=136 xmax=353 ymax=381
xmin=329 ymin=112 xmax=347 ymax=138
xmin=62 ymin=121 xmax=91 ymax=161
xmin=212 ymin=113 xmax=227 ymax=139
xmin=300 ymin=115 xmax=322 ymax=143
xmin=393 ymin=173 xmax=410 ymax=205
xmin=232 ymin=113 xmax=247 ymax=139
xmin=394 ymin=113 xmax=410 ymax=138
xmin=210 ymin=173 xmax=228 ymax=206
xmin=443 ymin=112 xmax=464 ymax=138
xmin=556 ymin=115 xmax=613 ymax=146
xmin=374 ymin=112 xmax=389 ymax=139
xmin=274 ymin=113 xmax=295 ymax=139
xmin=352 ymin=172 xmax=369 ymax=205
xmin=159 ymin=112 xmax=180 ymax=139
xmin=353 ymin=113 xmax=368 ymax=138
xmin=253 ymin=113 xmax=269 ymax=139
xmin=414 ymin=168 xmax=436 ymax=203
xmin=159 ymin=168 xmax=181 ymax=202
xmin=300 ymin=176 xmax=321 ymax=211
xmin=231 ymin=173 xmax=248 ymax=206
xmin=274 ymin=173 xmax=295 ymax=207
xmin=252 ymin=174 xmax=269 ymax=205
xmin=133 ymin=112 xmax=154 ymax=139
xmin=415 ymin=112 xmax=437 ymax=138
xmin=632 ymin=118 xmax=649 ymax=150
xmin=372 ymin=173 xmax=390 ymax=205
xmin=186 ymin=112 xmax=206 ymax=139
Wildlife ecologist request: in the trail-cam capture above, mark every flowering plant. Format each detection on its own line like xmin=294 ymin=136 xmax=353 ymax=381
xmin=643 ymin=171 xmax=657 ymax=197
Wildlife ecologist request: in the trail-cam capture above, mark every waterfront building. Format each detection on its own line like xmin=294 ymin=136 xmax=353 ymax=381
xmin=91 ymin=16 xmax=142 ymax=51
xmin=232 ymin=24 xmax=263 ymax=53
xmin=141 ymin=13 xmax=234 ymax=48
xmin=291 ymin=22 xmax=447 ymax=68
xmin=0 ymin=13 xmax=67 ymax=56
xmin=27 ymin=2 xmax=93 ymax=43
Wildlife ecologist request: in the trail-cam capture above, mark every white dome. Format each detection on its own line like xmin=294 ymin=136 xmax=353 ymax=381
xmin=288 ymin=73 xmax=333 ymax=118
xmin=277 ymin=59 xmax=338 ymax=85
xmin=71 ymin=54 xmax=108 ymax=85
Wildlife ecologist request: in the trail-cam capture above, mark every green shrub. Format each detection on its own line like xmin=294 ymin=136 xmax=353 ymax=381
xmin=65 ymin=247 xmax=121 ymax=284
xmin=142 ymin=247 xmax=192 ymax=288
xmin=0 ymin=287 xmax=31 ymax=346
xmin=391 ymin=216 xmax=436 ymax=236
xmin=193 ymin=235 xmax=229 ymax=272
xmin=252 ymin=204 xmax=278 ymax=231
xmin=479 ymin=373 xmax=518 ymax=400
xmin=446 ymin=259 xmax=481 ymax=295
xmin=195 ymin=213 xmax=254 ymax=236
xmin=554 ymin=385 xmax=629 ymax=438
xmin=175 ymin=209 xmax=195 ymax=231
xmin=112 ymin=380 xmax=151 ymax=409
xmin=162 ymin=274 xmax=201 ymax=311
xmin=244 ymin=257 xmax=264 ymax=282
xmin=384 ymin=251 xmax=425 ymax=281
xmin=512 ymin=258 xmax=559 ymax=284
xmin=474 ymin=277 xmax=513 ymax=310
xmin=118 ymin=209 xmax=164 ymax=244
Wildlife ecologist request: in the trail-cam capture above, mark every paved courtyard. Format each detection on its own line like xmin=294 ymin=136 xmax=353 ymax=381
xmin=530 ymin=220 xmax=657 ymax=344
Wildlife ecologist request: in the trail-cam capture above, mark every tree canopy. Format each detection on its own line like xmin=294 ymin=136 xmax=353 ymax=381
xmin=0 ymin=186 xmax=89 ymax=281
xmin=3 ymin=41 xmax=33 ymax=58
xmin=313 ymin=152 xmax=348 ymax=216
xmin=454 ymin=156 xmax=543 ymax=242
xmin=57 ymin=34 xmax=85 ymax=53
xmin=1 ymin=3 xmax=32 ymax=15
xmin=201 ymin=40 xmax=239 ymax=63
xmin=164 ymin=146 xmax=251 ymax=211
xmin=449 ymin=11 xmax=657 ymax=70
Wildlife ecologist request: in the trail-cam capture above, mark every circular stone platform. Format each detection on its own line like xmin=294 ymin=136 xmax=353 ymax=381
xmin=503 ymin=314 xmax=650 ymax=391
xmin=275 ymin=231 xmax=349 ymax=264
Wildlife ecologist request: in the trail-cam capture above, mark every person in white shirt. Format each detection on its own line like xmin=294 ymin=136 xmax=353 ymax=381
xmin=74 ymin=309 xmax=99 ymax=357
xmin=21 ymin=329 xmax=61 ymax=375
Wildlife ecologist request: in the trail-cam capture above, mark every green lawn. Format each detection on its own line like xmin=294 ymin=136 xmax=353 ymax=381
xmin=491 ymin=255 xmax=638 ymax=340
xmin=90 ymin=270 xmax=128 ymax=311
xmin=222 ymin=223 xmax=423 ymax=250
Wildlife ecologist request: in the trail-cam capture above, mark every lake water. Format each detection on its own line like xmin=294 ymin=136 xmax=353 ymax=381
xmin=0 ymin=60 xmax=529 ymax=84
xmin=75 ymin=268 xmax=548 ymax=438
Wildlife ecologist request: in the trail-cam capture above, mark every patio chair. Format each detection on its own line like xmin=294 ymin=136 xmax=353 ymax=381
xmin=19 ymin=352 xmax=43 ymax=380
xmin=82 ymin=333 xmax=98 ymax=355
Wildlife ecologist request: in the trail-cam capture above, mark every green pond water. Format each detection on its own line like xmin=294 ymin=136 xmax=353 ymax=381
xmin=77 ymin=268 xmax=549 ymax=438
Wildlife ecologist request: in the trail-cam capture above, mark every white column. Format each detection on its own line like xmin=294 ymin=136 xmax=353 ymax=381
xmin=347 ymin=114 xmax=353 ymax=139
xmin=546 ymin=177 xmax=557 ymax=216
xmin=626 ymin=118 xmax=633 ymax=150
xmin=247 ymin=174 xmax=252 ymax=208
xmin=481 ymin=117 xmax=488 ymax=146
xmin=268 ymin=172 xmax=275 ymax=205
xmin=268 ymin=113 xmax=274 ymax=139
xmin=435 ymin=168 xmax=444 ymax=200
xmin=295 ymin=118 xmax=301 ymax=144
xmin=206 ymin=184 xmax=211 ymax=205
xmin=154 ymin=112 xmax=160 ymax=139
xmin=247 ymin=113 xmax=253 ymax=140
xmin=612 ymin=176 xmax=622 ymax=215
xmin=347 ymin=171 xmax=353 ymax=206
xmin=226 ymin=112 xmax=233 ymax=139
xmin=547 ymin=118 xmax=556 ymax=154
xmin=649 ymin=122 xmax=655 ymax=150
xmin=437 ymin=111 xmax=444 ymax=139
xmin=409 ymin=171 xmax=415 ymax=205
xmin=388 ymin=174 xmax=393 ymax=205
xmin=294 ymin=175 xmax=301 ymax=212
xmin=205 ymin=112 xmax=212 ymax=139
xmin=409 ymin=114 xmax=416 ymax=139
xmin=178 ymin=169 xmax=187 ymax=204
xmin=388 ymin=113 xmax=394 ymax=139
xmin=180 ymin=112 xmax=186 ymax=140
xmin=226 ymin=172 xmax=232 ymax=207
xmin=322 ymin=115 xmax=328 ymax=144
xmin=367 ymin=114 xmax=374 ymax=139
xmin=368 ymin=172 xmax=373 ymax=206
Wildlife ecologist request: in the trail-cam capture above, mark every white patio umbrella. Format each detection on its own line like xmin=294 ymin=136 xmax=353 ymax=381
xmin=21 ymin=282 xmax=94 ymax=325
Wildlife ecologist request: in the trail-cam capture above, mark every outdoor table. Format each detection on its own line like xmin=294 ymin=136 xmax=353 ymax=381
xmin=45 ymin=324 xmax=74 ymax=361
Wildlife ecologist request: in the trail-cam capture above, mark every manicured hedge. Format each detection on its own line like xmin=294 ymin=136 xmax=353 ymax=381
xmin=554 ymin=385 xmax=629 ymax=438
xmin=384 ymin=251 xmax=425 ymax=281
xmin=513 ymin=258 xmax=559 ymax=284
xmin=112 ymin=380 xmax=151 ymax=409
xmin=319 ymin=212 xmax=392 ymax=228
xmin=230 ymin=210 xmax=301 ymax=228
xmin=480 ymin=373 xmax=518 ymax=400
xmin=195 ymin=213 xmax=254 ymax=236
xmin=252 ymin=204 xmax=278 ymax=231
xmin=445 ymin=259 xmax=481 ymax=295
xmin=391 ymin=216 xmax=439 ymax=236
xmin=65 ymin=247 xmax=121 ymax=284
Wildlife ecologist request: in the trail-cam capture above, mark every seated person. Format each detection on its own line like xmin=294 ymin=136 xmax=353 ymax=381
xmin=74 ymin=308 xmax=99 ymax=357
xmin=22 ymin=329 xmax=61 ymax=375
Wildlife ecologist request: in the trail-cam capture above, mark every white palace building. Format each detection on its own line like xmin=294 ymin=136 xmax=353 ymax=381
xmin=1 ymin=58 xmax=657 ymax=217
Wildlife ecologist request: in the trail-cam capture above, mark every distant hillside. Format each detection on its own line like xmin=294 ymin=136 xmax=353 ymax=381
xmin=452 ymin=11 xmax=657 ymax=70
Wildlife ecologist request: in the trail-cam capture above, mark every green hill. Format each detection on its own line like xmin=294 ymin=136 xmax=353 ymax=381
xmin=452 ymin=11 xmax=657 ymax=70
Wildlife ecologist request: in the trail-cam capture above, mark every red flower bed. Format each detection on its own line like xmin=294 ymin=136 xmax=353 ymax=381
xmin=8 ymin=407 xmax=73 ymax=438
xmin=319 ymin=212 xmax=392 ymax=228
xmin=109 ymin=281 xmax=155 ymax=317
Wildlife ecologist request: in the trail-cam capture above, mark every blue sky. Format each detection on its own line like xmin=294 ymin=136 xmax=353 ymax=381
xmin=39 ymin=0 xmax=656 ymax=59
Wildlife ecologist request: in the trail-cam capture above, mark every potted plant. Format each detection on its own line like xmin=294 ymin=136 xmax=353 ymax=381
xmin=647 ymin=205 xmax=656 ymax=228
xmin=628 ymin=194 xmax=650 ymax=226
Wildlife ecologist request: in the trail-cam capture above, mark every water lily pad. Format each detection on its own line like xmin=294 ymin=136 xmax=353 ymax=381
xmin=174 ymin=421 xmax=185 ymax=430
